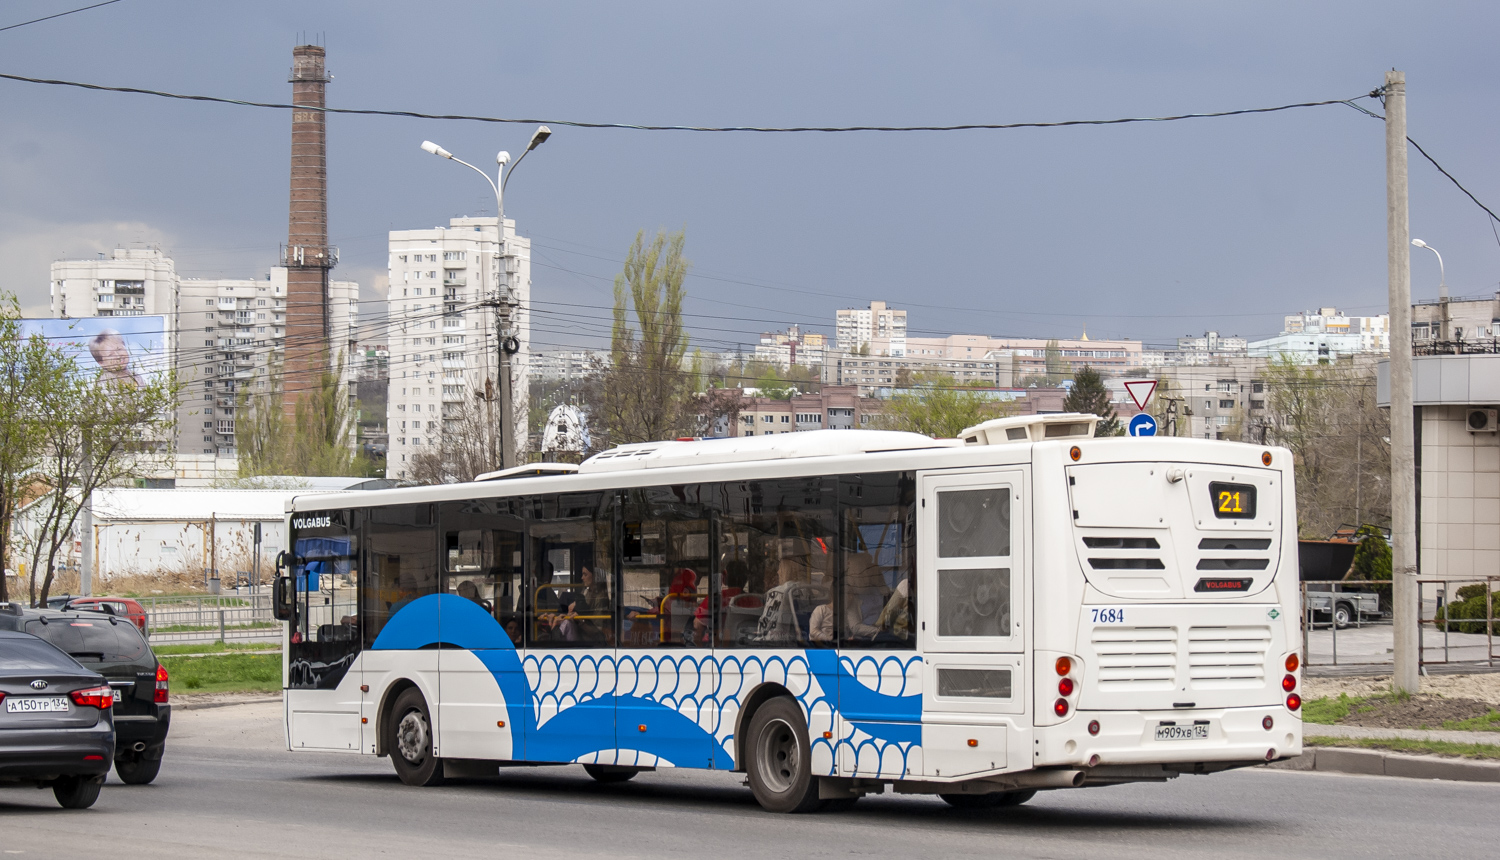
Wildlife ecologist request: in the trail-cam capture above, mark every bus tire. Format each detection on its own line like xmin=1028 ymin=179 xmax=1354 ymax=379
xmin=745 ymin=696 xmax=822 ymax=814
xmin=583 ymin=764 xmax=638 ymax=784
xmin=387 ymin=688 xmax=446 ymax=787
xmin=940 ymin=789 xmax=1036 ymax=809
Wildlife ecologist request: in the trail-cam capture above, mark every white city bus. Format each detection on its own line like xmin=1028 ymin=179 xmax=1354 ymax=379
xmin=274 ymin=414 xmax=1302 ymax=813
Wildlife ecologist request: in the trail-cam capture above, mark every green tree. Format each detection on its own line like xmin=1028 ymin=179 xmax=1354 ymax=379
xmin=25 ymin=353 xmax=177 ymax=605
xmin=1350 ymin=525 xmax=1392 ymax=581
xmin=590 ymin=229 xmax=692 ymax=446
xmin=875 ymin=372 xmax=1012 ymax=438
xmin=0 ymin=301 xmax=72 ymax=604
xmin=237 ymin=351 xmax=366 ymax=477
xmin=1044 ymin=339 xmax=1067 ymax=384
xmin=1064 ymin=365 xmax=1121 ymax=435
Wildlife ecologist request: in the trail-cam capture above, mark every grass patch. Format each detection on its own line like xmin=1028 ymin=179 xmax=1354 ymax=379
xmin=1444 ymin=711 xmax=1500 ymax=733
xmin=151 ymin=642 xmax=280 ymax=656
xmin=1303 ymin=693 xmax=1359 ymax=725
xmin=1306 ymin=735 xmax=1500 ymax=760
xmin=159 ymin=653 xmax=281 ymax=694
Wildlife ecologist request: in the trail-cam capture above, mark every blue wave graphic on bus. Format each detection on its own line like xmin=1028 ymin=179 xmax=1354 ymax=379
xmin=370 ymin=594 xmax=921 ymax=771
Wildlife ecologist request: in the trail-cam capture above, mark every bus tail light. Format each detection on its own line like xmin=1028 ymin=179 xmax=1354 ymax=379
xmin=1286 ymin=693 xmax=1301 ymax=711
xmin=1263 ymin=715 xmax=1274 ymax=731
xmin=1054 ymin=698 xmax=1070 ymax=718
xmin=1281 ymin=674 xmax=1297 ymax=693
xmin=1284 ymin=653 xmax=1299 ymax=672
xmin=1058 ymin=677 xmax=1075 ymax=697
xmin=1088 ymin=720 xmax=1100 ymax=736
xmin=154 ymin=663 xmax=169 ymax=703
xmin=1055 ymin=656 xmax=1072 ymax=676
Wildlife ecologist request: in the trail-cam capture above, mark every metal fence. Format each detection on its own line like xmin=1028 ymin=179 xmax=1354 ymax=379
xmin=1300 ymin=578 xmax=1497 ymax=671
xmin=142 ymin=592 xmax=280 ymax=645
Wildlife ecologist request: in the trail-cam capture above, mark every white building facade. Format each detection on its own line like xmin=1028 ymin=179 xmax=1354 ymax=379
xmin=835 ymin=300 xmax=907 ymax=353
xmin=385 ymin=216 xmax=531 ymax=479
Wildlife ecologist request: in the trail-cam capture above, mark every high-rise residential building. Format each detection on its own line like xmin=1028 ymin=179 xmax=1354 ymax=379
xmin=754 ymin=325 xmax=826 ymax=369
xmin=835 ymin=301 xmax=906 ymax=353
xmin=385 ymin=216 xmax=531 ymax=479
xmin=1278 ymin=307 xmax=1391 ymax=354
xmin=49 ymin=247 xmax=358 ymax=479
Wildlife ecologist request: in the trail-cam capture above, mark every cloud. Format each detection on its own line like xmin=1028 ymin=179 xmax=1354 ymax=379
xmin=0 ymin=218 xmax=175 ymax=317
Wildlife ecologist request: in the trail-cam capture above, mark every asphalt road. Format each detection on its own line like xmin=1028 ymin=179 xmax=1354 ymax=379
xmin=0 ymin=701 xmax=1494 ymax=859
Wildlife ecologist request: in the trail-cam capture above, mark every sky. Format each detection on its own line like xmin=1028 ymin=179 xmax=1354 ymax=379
xmin=1 ymin=1 xmax=1498 ymax=355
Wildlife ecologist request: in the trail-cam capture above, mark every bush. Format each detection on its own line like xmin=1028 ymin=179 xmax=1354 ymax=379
xmin=1350 ymin=527 xmax=1392 ymax=580
xmin=1435 ymin=588 xmax=1496 ymax=635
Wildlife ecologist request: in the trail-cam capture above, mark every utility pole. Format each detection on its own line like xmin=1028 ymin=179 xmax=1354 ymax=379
xmin=78 ymin=430 xmax=92 ymax=597
xmin=1385 ymin=69 xmax=1420 ymax=693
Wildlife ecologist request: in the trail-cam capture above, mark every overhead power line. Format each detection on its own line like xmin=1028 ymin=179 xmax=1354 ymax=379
xmin=0 ymin=71 xmax=1375 ymax=134
xmin=0 ymin=0 xmax=123 ymax=34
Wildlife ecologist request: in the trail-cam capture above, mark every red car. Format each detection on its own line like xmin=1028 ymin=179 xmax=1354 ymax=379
xmin=64 ymin=597 xmax=148 ymax=632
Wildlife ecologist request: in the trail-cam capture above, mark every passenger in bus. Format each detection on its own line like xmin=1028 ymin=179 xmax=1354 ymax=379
xmin=754 ymin=560 xmax=819 ymax=645
xmin=842 ymin=553 xmax=887 ymax=641
xmin=875 ymin=577 xmax=911 ymax=640
xmin=666 ymin=568 xmax=699 ymax=646
xmin=808 ymin=594 xmax=835 ymax=643
xmin=456 ymin=579 xmax=491 ymax=611
xmin=691 ymin=560 xmax=749 ymax=645
xmin=503 ymin=618 xmax=523 ymax=647
xmin=554 ymin=565 xmax=611 ymax=642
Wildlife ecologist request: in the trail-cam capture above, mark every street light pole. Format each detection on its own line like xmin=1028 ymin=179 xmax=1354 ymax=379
xmin=420 ymin=126 xmax=550 ymax=471
xmin=1412 ymin=238 xmax=1449 ymax=341
xmin=1385 ymin=70 xmax=1419 ymax=695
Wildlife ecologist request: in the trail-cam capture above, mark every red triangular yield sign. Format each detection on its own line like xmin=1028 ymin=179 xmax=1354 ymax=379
xmin=1123 ymin=379 xmax=1157 ymax=411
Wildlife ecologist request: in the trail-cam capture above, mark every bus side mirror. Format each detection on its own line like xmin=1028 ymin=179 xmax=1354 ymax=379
xmin=273 ymin=575 xmax=296 ymax=622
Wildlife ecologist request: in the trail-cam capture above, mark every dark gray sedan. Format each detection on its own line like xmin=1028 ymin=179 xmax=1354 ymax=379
xmin=0 ymin=628 xmax=115 ymax=808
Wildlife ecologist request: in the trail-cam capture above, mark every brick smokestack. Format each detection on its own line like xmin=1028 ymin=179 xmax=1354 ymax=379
xmin=283 ymin=44 xmax=335 ymax=411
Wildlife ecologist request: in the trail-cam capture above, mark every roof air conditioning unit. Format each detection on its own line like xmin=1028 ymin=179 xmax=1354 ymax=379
xmin=1466 ymin=408 xmax=1497 ymax=433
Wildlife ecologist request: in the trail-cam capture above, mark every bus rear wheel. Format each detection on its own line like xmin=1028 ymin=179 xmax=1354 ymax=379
xmin=746 ymin=696 xmax=822 ymax=813
xmin=940 ymin=789 xmax=1036 ymax=809
xmin=387 ymin=688 xmax=446 ymax=787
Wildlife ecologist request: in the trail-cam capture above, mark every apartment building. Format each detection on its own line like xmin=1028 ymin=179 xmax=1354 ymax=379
xmin=49 ymin=247 xmax=357 ymax=478
xmin=731 ymin=385 xmax=882 ymax=437
xmin=823 ymin=350 xmax=1013 ymax=396
xmin=1412 ymin=293 xmax=1500 ymax=346
xmin=835 ymin=300 xmax=907 ymax=353
xmin=754 ymin=325 xmax=826 ymax=369
xmin=386 ymin=216 xmax=531 ymax=479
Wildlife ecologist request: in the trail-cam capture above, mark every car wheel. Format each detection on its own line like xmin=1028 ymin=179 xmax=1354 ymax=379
xmin=53 ymin=775 xmax=102 ymax=809
xmin=115 ymin=754 xmax=163 ymax=785
xmin=386 ymin=688 xmax=445 ymax=787
xmin=745 ymin=696 xmax=822 ymax=813
xmin=583 ymin=764 xmax=638 ymax=783
xmin=940 ymin=789 xmax=1036 ymax=809
xmin=1334 ymin=603 xmax=1353 ymax=629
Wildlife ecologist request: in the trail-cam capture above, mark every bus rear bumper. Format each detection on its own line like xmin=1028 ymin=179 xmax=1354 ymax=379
xmin=1035 ymin=706 xmax=1302 ymax=768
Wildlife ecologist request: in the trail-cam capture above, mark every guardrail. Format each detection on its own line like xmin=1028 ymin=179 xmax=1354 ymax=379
xmin=1419 ymin=577 xmax=1497 ymax=668
xmin=1300 ymin=578 xmax=1497 ymax=671
xmin=143 ymin=592 xmax=279 ymax=644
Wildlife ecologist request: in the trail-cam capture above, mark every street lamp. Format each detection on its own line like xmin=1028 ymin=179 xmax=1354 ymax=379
xmin=419 ymin=127 xmax=552 ymax=470
xmin=1412 ymin=238 xmax=1449 ymax=342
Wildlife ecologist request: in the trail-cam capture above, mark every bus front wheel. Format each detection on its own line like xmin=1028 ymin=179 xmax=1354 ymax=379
xmin=745 ymin=696 xmax=822 ymax=813
xmin=387 ymin=688 xmax=446 ymax=787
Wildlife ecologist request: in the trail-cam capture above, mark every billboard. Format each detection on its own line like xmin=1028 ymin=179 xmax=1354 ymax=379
xmin=20 ymin=316 xmax=170 ymax=385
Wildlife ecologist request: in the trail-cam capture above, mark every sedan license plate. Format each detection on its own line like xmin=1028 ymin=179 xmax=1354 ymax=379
xmin=5 ymin=696 xmax=69 ymax=714
xmin=1155 ymin=722 xmax=1209 ymax=741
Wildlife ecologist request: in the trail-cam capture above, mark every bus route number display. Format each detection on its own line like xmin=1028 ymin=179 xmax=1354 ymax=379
xmin=1209 ymin=482 xmax=1257 ymax=520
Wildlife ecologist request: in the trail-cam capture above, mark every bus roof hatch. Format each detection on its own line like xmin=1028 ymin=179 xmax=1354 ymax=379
xmin=959 ymin=413 xmax=1099 ymax=446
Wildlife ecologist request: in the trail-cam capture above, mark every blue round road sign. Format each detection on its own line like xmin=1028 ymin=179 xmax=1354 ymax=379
xmin=1128 ymin=413 xmax=1157 ymax=437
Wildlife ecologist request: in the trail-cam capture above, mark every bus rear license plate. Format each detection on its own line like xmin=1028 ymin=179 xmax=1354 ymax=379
xmin=1154 ymin=723 xmax=1209 ymax=741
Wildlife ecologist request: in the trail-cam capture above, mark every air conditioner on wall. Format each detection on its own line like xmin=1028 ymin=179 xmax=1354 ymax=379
xmin=1466 ymin=408 xmax=1498 ymax=433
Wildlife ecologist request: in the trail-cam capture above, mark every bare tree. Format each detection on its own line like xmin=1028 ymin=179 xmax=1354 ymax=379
xmin=409 ymin=383 xmax=505 ymax=484
xmin=1262 ymin=356 xmax=1390 ymax=538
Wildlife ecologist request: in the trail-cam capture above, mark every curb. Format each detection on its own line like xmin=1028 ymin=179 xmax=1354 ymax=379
xmin=1267 ymin=747 xmax=1500 ymax=783
xmin=175 ymin=696 xmax=282 ymax=712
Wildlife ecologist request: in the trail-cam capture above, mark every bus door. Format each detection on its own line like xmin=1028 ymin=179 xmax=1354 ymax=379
xmin=286 ymin=509 xmax=364 ymax=752
xmin=916 ymin=470 xmax=1028 ymax=779
xmin=437 ymin=500 xmax=526 ymax=761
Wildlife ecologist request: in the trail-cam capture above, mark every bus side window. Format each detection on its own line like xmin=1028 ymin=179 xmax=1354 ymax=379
xmin=363 ymin=503 xmax=438 ymax=648
xmin=620 ymin=486 xmax=713 ymax=649
xmin=439 ymin=498 xmax=525 ymax=643
xmin=840 ymin=473 xmax=916 ymax=650
xmin=527 ymin=493 xmax=614 ymax=649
